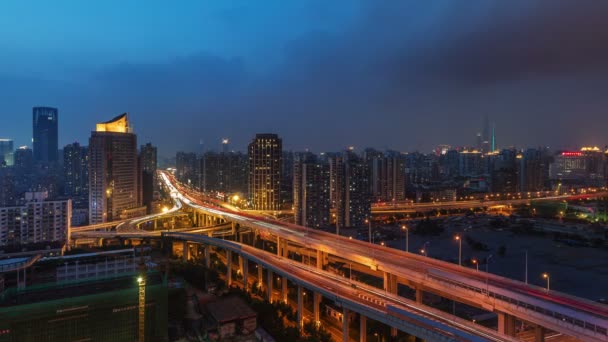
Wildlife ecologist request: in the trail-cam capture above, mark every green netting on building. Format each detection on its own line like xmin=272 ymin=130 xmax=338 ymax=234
xmin=0 ymin=272 xmax=167 ymax=342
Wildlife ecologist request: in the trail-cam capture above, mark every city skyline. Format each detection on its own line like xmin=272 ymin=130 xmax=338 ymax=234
xmin=2 ymin=1 xmax=608 ymax=154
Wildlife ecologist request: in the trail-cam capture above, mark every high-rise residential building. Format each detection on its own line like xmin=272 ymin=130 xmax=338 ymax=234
xmin=519 ymin=148 xmax=546 ymax=192
xmin=366 ymin=149 xmax=406 ymax=203
xmin=140 ymin=143 xmax=158 ymax=212
xmin=140 ymin=143 xmax=158 ymax=175
xmin=329 ymin=151 xmax=370 ymax=229
xmin=293 ymin=152 xmax=330 ymax=228
xmin=0 ymin=168 xmax=16 ymax=206
xmin=175 ymin=152 xmax=199 ymax=187
xmin=459 ymin=150 xmax=483 ymax=177
xmin=33 ymin=107 xmax=59 ymax=163
xmin=0 ymin=138 xmax=14 ymax=166
xmin=13 ymin=146 xmax=33 ymax=173
xmin=63 ymin=142 xmax=89 ymax=199
xmin=550 ymin=151 xmax=588 ymax=183
xmin=0 ymin=192 xmax=71 ymax=247
xmin=201 ymin=150 xmax=248 ymax=196
xmin=281 ymin=151 xmax=294 ymax=205
xmin=248 ymin=134 xmax=282 ymax=210
xmin=489 ymin=149 xmax=518 ymax=193
xmin=88 ymin=114 xmax=144 ymax=223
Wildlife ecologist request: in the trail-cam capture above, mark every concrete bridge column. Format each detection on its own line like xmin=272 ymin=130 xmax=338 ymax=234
xmin=276 ymin=236 xmax=281 ymax=256
xmin=182 ymin=241 xmax=189 ymax=261
xmin=231 ymin=222 xmax=236 ymax=235
xmin=266 ymin=269 xmax=274 ymax=302
xmin=297 ymin=285 xmax=304 ymax=332
xmin=342 ymin=308 xmax=350 ymax=342
xmin=415 ymin=287 xmax=423 ymax=304
xmin=313 ymin=292 xmax=322 ymax=325
xmin=226 ymin=250 xmax=232 ymax=286
xmin=282 ymin=277 xmax=288 ymax=303
xmin=204 ymin=246 xmax=210 ymax=268
xmin=242 ymin=257 xmax=248 ymax=291
xmin=257 ymin=265 xmax=263 ymax=290
xmin=383 ymin=272 xmax=397 ymax=294
xmin=316 ymin=250 xmax=328 ymax=270
xmin=534 ymin=326 xmax=545 ymax=342
xmin=359 ymin=315 xmax=367 ymax=342
xmin=154 ymin=219 xmax=158 ymax=229
xmin=497 ymin=312 xmax=516 ymax=336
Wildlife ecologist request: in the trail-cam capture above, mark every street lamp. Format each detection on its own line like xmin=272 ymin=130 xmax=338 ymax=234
xmin=542 ymin=273 xmax=550 ymax=291
xmin=366 ymin=219 xmax=373 ymax=244
xmin=454 ymin=235 xmax=462 ymax=266
xmin=402 ymin=225 xmax=409 ymax=253
xmin=471 ymin=259 xmax=479 ymax=271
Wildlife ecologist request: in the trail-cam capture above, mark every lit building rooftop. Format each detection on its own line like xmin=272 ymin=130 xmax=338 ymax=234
xmin=95 ymin=113 xmax=131 ymax=133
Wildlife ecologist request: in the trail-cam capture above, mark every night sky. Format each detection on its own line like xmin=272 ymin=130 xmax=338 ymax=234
xmin=1 ymin=1 xmax=607 ymax=156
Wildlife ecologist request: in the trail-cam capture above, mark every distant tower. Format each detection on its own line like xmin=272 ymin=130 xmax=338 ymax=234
xmin=33 ymin=107 xmax=59 ymax=163
xmin=491 ymin=123 xmax=497 ymax=152
xmin=221 ymin=138 xmax=229 ymax=153
xmin=480 ymin=115 xmax=491 ymax=153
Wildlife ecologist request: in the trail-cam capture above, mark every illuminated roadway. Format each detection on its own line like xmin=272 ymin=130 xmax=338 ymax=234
xmin=167 ymin=232 xmax=517 ymax=342
xmin=160 ymin=171 xmax=608 ymax=342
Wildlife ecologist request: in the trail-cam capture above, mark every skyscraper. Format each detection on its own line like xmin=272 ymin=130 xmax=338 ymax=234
xmin=140 ymin=143 xmax=158 ymax=175
xmin=248 ymin=133 xmax=282 ymax=210
xmin=89 ymin=114 xmax=144 ymax=223
xmin=33 ymin=107 xmax=59 ymax=163
xmin=63 ymin=142 xmax=89 ymax=199
xmin=330 ymin=151 xmax=370 ymax=229
xmin=293 ymin=152 xmax=330 ymax=228
xmin=366 ymin=149 xmax=406 ymax=203
xmin=140 ymin=143 xmax=158 ymax=212
xmin=0 ymin=138 xmax=14 ymax=166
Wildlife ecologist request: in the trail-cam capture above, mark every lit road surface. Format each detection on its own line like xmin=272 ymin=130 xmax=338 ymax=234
xmin=371 ymin=191 xmax=608 ymax=213
xmin=160 ymin=171 xmax=608 ymax=341
xmin=168 ymin=232 xmax=518 ymax=342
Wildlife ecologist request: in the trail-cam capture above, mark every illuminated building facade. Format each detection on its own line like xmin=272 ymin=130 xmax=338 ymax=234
xmin=63 ymin=142 xmax=89 ymax=199
xmin=248 ymin=134 xmax=282 ymax=210
xmin=329 ymin=151 xmax=370 ymax=228
xmin=0 ymin=192 xmax=71 ymax=247
xmin=88 ymin=114 xmax=144 ymax=223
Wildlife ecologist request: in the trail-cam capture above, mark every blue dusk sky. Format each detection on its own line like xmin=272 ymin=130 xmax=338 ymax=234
xmin=1 ymin=1 xmax=607 ymax=156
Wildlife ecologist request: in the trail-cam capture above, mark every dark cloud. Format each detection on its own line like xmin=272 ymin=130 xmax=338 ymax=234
xmin=2 ymin=1 xmax=608 ymax=155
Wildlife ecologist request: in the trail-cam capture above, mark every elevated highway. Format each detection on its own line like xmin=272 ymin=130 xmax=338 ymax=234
xmin=160 ymin=171 xmax=608 ymax=342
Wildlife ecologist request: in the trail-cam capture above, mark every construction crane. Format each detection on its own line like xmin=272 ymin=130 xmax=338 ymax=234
xmin=137 ymin=242 xmax=147 ymax=342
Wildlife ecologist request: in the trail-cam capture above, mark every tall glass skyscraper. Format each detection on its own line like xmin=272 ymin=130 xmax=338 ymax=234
xmin=0 ymin=138 xmax=14 ymax=166
xmin=33 ymin=107 xmax=59 ymax=163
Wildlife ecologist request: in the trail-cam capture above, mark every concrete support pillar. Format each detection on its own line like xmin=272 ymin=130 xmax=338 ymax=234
xmin=359 ymin=315 xmax=367 ymax=342
xmin=497 ymin=312 xmax=516 ymax=336
xmin=154 ymin=219 xmax=158 ymax=229
xmin=226 ymin=250 xmax=232 ymax=286
xmin=297 ymin=286 xmax=304 ymax=332
xmin=391 ymin=327 xmax=398 ymax=338
xmin=238 ymin=255 xmax=245 ymax=276
xmin=242 ymin=257 xmax=249 ymax=291
xmin=316 ymin=250 xmax=327 ymax=270
xmin=276 ymin=236 xmax=281 ymax=256
xmin=258 ymin=265 xmax=263 ymax=289
xmin=313 ymin=292 xmax=321 ymax=324
xmin=204 ymin=246 xmax=210 ymax=268
xmin=534 ymin=326 xmax=545 ymax=342
xmin=182 ymin=241 xmax=189 ymax=261
xmin=342 ymin=308 xmax=350 ymax=342
xmin=266 ymin=269 xmax=273 ymax=302
xmin=282 ymin=277 xmax=288 ymax=303
xmin=415 ymin=288 xmax=423 ymax=304
xmin=383 ymin=272 xmax=397 ymax=294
